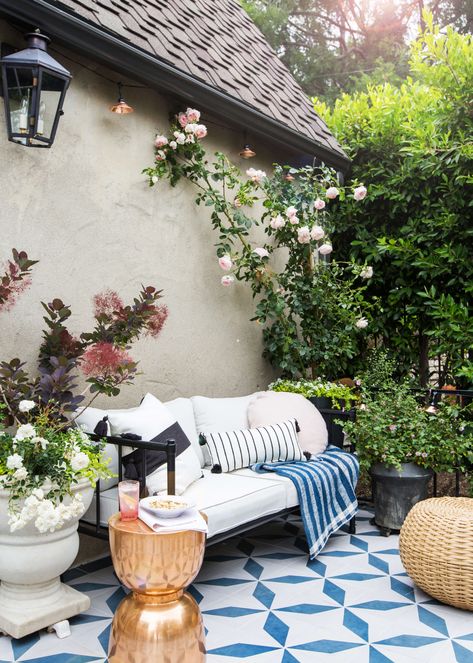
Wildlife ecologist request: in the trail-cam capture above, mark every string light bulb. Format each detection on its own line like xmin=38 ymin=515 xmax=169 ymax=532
xmin=110 ymin=82 xmax=134 ymax=114
xmin=239 ymin=144 xmax=256 ymax=159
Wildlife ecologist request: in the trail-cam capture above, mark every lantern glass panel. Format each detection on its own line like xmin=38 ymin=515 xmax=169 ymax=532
xmin=5 ymin=67 xmax=34 ymax=143
xmin=37 ymin=71 xmax=67 ymax=141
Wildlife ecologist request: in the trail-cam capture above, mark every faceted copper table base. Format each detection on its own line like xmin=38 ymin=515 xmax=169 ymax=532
xmin=108 ymin=591 xmax=205 ymax=663
xmin=107 ymin=514 xmax=206 ymax=663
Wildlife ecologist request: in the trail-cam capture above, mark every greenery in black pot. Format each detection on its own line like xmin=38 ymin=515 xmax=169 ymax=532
xmin=340 ymin=382 xmax=473 ymax=477
xmin=269 ymin=378 xmax=358 ymax=410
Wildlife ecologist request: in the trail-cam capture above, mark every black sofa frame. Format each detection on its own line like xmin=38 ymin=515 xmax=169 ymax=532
xmin=78 ymin=407 xmax=357 ymax=543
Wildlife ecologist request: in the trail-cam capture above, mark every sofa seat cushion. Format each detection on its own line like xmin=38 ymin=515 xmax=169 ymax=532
xmin=184 ymin=470 xmax=287 ymax=537
xmin=234 ymin=468 xmax=299 ymax=509
xmin=82 ymin=470 xmax=287 ymax=539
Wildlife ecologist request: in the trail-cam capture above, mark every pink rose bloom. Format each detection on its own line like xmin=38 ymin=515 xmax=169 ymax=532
xmin=310 ymin=225 xmax=325 ymax=241
xmin=246 ymin=168 xmax=266 ymax=183
xmin=270 ymin=215 xmax=285 ymax=230
xmin=318 ymin=243 xmax=333 ymax=255
xmin=354 ymin=185 xmax=367 ymax=201
xmin=326 ymin=187 xmax=339 ymax=199
xmin=314 ymin=198 xmax=326 ymax=210
xmin=253 ymin=247 xmax=269 ymax=258
xmin=195 ymin=124 xmax=207 ymax=139
xmin=186 ymin=108 xmax=201 ymax=123
xmin=178 ymin=112 xmax=188 ymax=127
xmin=286 ymin=206 xmax=298 ymax=218
xmin=154 ymin=135 xmax=168 ymax=148
xmin=218 ymin=255 xmax=233 ymax=271
xmin=289 ymin=216 xmax=299 ymax=225
xmin=297 ymin=227 xmax=311 ymax=244
xmin=221 ymin=275 xmax=234 ymax=287
xmin=155 ymin=150 xmax=166 ymax=161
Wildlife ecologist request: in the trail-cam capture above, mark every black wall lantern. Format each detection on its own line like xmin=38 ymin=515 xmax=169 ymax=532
xmin=1 ymin=30 xmax=71 ymax=147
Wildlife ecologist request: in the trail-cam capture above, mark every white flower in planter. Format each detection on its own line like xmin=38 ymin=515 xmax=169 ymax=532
xmin=18 ymin=400 xmax=35 ymax=413
xmin=13 ymin=467 xmax=28 ymax=481
xmin=6 ymin=453 xmax=23 ymax=470
xmin=14 ymin=424 xmax=36 ymax=440
xmin=70 ymin=452 xmax=90 ymax=472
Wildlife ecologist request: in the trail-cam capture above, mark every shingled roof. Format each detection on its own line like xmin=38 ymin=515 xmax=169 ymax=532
xmin=0 ymin=0 xmax=350 ymax=169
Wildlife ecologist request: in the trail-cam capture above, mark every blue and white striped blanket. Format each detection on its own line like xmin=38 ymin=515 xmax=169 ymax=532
xmin=252 ymin=445 xmax=359 ymax=559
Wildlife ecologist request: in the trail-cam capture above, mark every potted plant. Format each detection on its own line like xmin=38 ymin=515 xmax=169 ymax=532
xmin=269 ymin=378 xmax=358 ymax=410
xmin=0 ymin=249 xmax=168 ymax=638
xmin=340 ymin=382 xmax=472 ymax=535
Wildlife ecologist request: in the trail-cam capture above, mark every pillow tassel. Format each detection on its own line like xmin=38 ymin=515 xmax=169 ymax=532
xmin=295 ymin=419 xmax=301 ymax=433
xmin=94 ymin=416 xmax=109 ymax=437
xmin=211 ymin=464 xmax=222 ymax=474
xmin=199 ymin=433 xmax=208 ymax=446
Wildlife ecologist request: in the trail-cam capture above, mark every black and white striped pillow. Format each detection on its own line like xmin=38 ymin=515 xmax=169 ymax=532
xmin=200 ymin=418 xmax=305 ymax=473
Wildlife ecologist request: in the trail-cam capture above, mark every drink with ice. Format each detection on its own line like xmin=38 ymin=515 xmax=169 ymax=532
xmin=118 ymin=480 xmax=140 ymax=521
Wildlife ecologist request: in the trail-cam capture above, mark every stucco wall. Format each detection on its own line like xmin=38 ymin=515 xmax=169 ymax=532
xmin=0 ymin=20 xmax=282 ymax=407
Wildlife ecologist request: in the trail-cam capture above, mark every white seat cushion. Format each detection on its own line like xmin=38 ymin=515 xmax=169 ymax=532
xmin=184 ymin=470 xmax=286 ymax=537
xmin=82 ymin=470 xmax=287 ymax=539
xmin=234 ymin=468 xmax=299 ymax=509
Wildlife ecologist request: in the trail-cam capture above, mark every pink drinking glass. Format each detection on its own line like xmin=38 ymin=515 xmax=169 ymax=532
xmin=118 ymin=480 xmax=140 ymax=521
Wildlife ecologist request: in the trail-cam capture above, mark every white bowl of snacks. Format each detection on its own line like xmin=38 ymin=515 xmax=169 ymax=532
xmin=140 ymin=495 xmax=195 ymax=519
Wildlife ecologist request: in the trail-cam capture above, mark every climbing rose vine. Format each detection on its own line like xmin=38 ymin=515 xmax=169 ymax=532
xmin=143 ymin=109 xmax=374 ymax=379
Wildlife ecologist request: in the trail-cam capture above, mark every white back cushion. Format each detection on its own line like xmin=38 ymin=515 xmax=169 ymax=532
xmin=164 ymin=398 xmax=204 ymax=466
xmin=108 ymin=393 xmax=202 ymax=495
xmin=191 ymin=393 xmax=261 ymax=466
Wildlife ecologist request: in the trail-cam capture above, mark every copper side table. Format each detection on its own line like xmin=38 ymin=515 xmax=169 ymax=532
xmin=108 ymin=514 xmax=207 ymax=662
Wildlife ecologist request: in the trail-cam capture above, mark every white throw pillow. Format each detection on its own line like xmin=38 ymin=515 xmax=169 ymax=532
xmin=191 ymin=393 xmax=261 ymax=466
xmin=200 ymin=418 xmax=305 ymax=473
xmin=164 ymin=397 xmax=204 ymax=466
xmin=108 ymin=393 xmax=202 ymax=495
xmin=248 ymin=391 xmax=328 ymax=456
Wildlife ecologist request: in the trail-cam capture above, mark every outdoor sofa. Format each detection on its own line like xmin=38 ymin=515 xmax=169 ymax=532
xmin=78 ymin=393 xmax=356 ymax=544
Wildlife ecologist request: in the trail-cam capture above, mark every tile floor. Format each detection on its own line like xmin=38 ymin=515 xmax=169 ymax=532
xmin=1 ymin=509 xmax=472 ymax=663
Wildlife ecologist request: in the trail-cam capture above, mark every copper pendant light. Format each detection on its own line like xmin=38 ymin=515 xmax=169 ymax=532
xmin=110 ymin=82 xmax=134 ymax=114
xmin=239 ymin=143 xmax=256 ymax=159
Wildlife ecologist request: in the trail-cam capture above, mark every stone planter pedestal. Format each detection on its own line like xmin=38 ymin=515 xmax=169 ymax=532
xmin=0 ymin=481 xmax=94 ymax=639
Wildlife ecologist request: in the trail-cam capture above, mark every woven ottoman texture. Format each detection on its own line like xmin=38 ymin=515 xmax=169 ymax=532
xmin=399 ymin=497 xmax=473 ymax=611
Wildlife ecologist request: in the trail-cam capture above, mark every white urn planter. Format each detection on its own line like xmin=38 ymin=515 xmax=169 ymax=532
xmin=0 ymin=480 xmax=94 ymax=639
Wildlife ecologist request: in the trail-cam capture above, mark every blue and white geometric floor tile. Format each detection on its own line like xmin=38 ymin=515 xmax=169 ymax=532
xmin=1 ymin=509 xmax=472 ymax=663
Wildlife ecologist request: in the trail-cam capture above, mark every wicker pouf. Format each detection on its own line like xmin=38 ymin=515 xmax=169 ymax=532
xmin=399 ymin=497 xmax=473 ymax=610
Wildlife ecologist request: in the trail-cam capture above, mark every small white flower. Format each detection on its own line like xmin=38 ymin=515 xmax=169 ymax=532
xmin=156 ymin=149 xmax=166 ymax=161
xmin=32 ymin=488 xmax=44 ymax=500
xmin=13 ymin=467 xmax=28 ymax=481
xmin=175 ymin=133 xmax=186 ymax=145
xmin=151 ymin=175 xmax=159 ymax=184
xmin=6 ymin=453 xmax=23 ymax=470
xmin=154 ymin=135 xmax=168 ymax=148
xmin=253 ymin=247 xmax=269 ymax=258
xmin=360 ymin=266 xmax=373 ymax=279
xmin=270 ymin=215 xmax=285 ymax=230
xmin=70 ymin=452 xmax=90 ymax=472
xmin=18 ymin=400 xmax=35 ymax=413
xmin=184 ymin=123 xmax=198 ymax=134
xmin=14 ymin=423 xmax=36 ymax=441
xmin=354 ymin=185 xmax=367 ymax=201
xmin=286 ymin=206 xmax=298 ymax=218
xmin=169 ymin=140 xmax=177 ymax=150
xmin=221 ymin=275 xmax=234 ymax=287
xmin=246 ymin=168 xmax=266 ymax=183
xmin=326 ymin=186 xmax=339 ymax=199
xmin=186 ymin=134 xmax=195 ymax=144
xmin=355 ymin=317 xmax=369 ymax=329
xmin=32 ymin=436 xmax=49 ymax=450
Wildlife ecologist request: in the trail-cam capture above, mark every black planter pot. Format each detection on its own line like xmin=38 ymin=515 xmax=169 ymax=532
xmin=308 ymin=396 xmax=332 ymax=410
xmin=370 ymin=462 xmax=433 ymax=535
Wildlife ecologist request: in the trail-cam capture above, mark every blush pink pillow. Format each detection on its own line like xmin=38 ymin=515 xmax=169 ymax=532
xmin=247 ymin=391 xmax=328 ymax=456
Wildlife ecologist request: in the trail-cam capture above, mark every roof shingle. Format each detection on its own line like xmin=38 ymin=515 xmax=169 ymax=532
xmin=49 ymin=0 xmax=346 ymax=161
